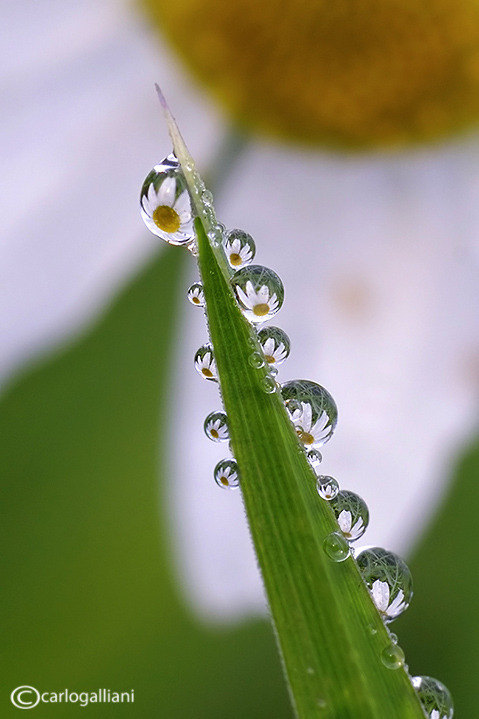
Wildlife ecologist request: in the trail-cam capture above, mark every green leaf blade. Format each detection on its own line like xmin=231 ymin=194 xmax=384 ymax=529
xmin=196 ymin=218 xmax=425 ymax=718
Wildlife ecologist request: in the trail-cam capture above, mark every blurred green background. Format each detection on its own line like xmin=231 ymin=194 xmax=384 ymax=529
xmin=2 ymin=0 xmax=479 ymax=716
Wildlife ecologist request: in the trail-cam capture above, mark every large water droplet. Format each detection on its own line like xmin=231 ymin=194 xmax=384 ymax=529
xmin=223 ymin=229 xmax=256 ymax=268
xmin=194 ymin=344 xmax=217 ymax=381
xmin=140 ymin=154 xmax=195 ymax=246
xmin=187 ymin=282 xmax=205 ymax=307
xmin=411 ymin=676 xmax=454 ymax=719
xmin=257 ymin=326 xmax=291 ymax=365
xmin=381 ymin=642 xmax=405 ymax=670
xmin=316 ymin=475 xmax=339 ymax=501
xmin=323 ymin=531 xmax=350 ymax=562
xmin=330 ymin=490 xmax=369 ymax=541
xmin=204 ymin=411 xmax=229 ymax=442
xmin=214 ymin=458 xmax=240 ymax=490
xmin=356 ymin=547 xmax=413 ymax=621
xmin=281 ymin=380 xmax=338 ymax=447
xmin=232 ymin=265 xmax=284 ymax=323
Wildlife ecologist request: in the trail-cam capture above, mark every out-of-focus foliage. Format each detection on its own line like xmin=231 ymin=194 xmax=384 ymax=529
xmin=143 ymin=0 xmax=479 ymax=148
xmin=0 ymin=247 xmax=291 ymax=718
xmin=399 ymin=435 xmax=479 ymax=718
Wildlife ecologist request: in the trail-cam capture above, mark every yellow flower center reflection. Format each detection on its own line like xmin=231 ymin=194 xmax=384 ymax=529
xmin=253 ymin=303 xmax=270 ymax=316
xmin=229 ymin=252 xmax=242 ymax=266
xmin=153 ymin=205 xmax=181 ymax=233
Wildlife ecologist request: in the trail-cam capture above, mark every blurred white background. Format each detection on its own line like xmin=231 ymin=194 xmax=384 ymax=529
xmin=2 ymin=0 xmax=479 ymax=620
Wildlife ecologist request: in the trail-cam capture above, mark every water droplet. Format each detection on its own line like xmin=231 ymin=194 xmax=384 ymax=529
xmin=381 ymin=643 xmax=405 ymax=670
xmin=356 ymin=547 xmax=413 ymax=621
xmin=194 ymin=344 xmax=217 ymax=381
xmin=262 ymin=375 xmax=277 ymax=394
xmin=368 ymin=624 xmax=378 ymax=636
xmin=306 ymin=666 xmax=315 ymax=675
xmin=231 ymin=265 xmax=284 ymax=323
xmin=223 ymin=229 xmax=256 ymax=268
xmin=202 ymin=189 xmax=214 ymax=205
xmin=316 ymin=698 xmax=327 ymax=710
xmin=256 ymin=326 xmax=291 ymax=365
xmin=389 ymin=632 xmax=398 ymax=644
xmin=204 ymin=411 xmax=229 ymax=442
xmin=247 ymin=336 xmax=258 ymax=349
xmin=208 ymin=223 xmax=225 ymax=247
xmin=281 ymin=380 xmax=338 ymax=448
xmin=269 ymin=365 xmax=279 ymax=377
xmin=214 ymin=458 xmax=240 ymax=490
xmin=323 ymin=531 xmax=350 ymax=562
xmin=411 ymin=676 xmax=454 ymax=719
xmin=316 ymin=475 xmax=340 ymax=501
xmin=307 ymin=449 xmax=323 ymax=469
xmin=248 ymin=351 xmax=266 ymax=369
xmin=330 ymin=490 xmax=369 ymax=541
xmin=140 ymin=154 xmax=195 ymax=246
xmin=187 ymin=282 xmax=205 ymax=307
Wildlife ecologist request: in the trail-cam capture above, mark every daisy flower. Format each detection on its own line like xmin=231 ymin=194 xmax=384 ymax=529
xmin=214 ymin=459 xmax=240 ymax=489
xmin=290 ymin=402 xmax=332 ymax=448
xmin=232 ymin=265 xmax=284 ymax=323
xmin=257 ymin=326 xmax=290 ymax=366
xmin=337 ymin=510 xmax=365 ymax=541
xmin=371 ymin=579 xmax=407 ymax=620
xmin=316 ymin=475 xmax=339 ymax=500
xmin=204 ymin=411 xmax=229 ymax=442
xmin=330 ymin=490 xmax=369 ymax=541
xmin=223 ymin=229 xmax=255 ymax=268
xmin=140 ymin=158 xmax=195 ymax=246
xmin=194 ymin=344 xmax=217 ymax=381
xmin=187 ymin=282 xmax=205 ymax=307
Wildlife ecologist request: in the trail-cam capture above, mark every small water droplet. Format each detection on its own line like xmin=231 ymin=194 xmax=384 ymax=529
xmin=140 ymin=154 xmax=195 ymax=246
xmin=389 ymin=632 xmax=398 ymax=644
xmin=202 ymin=189 xmax=214 ymax=205
xmin=269 ymin=365 xmax=279 ymax=377
xmin=368 ymin=624 xmax=378 ymax=636
xmin=306 ymin=666 xmax=315 ymax=675
xmin=214 ymin=458 xmax=240 ymax=490
xmin=323 ymin=531 xmax=350 ymax=562
xmin=208 ymin=223 xmax=225 ymax=247
xmin=231 ymin=265 xmax=284 ymax=324
xmin=316 ymin=475 xmax=340 ymax=500
xmin=187 ymin=282 xmax=205 ymax=307
xmin=281 ymin=380 xmax=338 ymax=448
xmin=262 ymin=375 xmax=277 ymax=394
xmin=307 ymin=449 xmax=323 ymax=469
xmin=204 ymin=411 xmax=229 ymax=442
xmin=248 ymin=351 xmax=266 ymax=369
xmin=256 ymin=326 xmax=291 ymax=365
xmin=223 ymin=229 xmax=256 ymax=268
xmin=194 ymin=344 xmax=217 ymax=381
xmin=381 ymin=642 xmax=405 ymax=670
xmin=247 ymin=336 xmax=258 ymax=349
xmin=316 ymin=698 xmax=327 ymax=710
xmin=185 ymin=160 xmax=194 ymax=171
xmin=411 ymin=676 xmax=454 ymax=719
xmin=356 ymin=547 xmax=413 ymax=621
xmin=330 ymin=490 xmax=369 ymax=541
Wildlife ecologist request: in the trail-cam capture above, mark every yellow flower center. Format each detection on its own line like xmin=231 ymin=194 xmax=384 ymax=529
xmin=229 ymin=252 xmax=242 ymax=266
xmin=202 ymin=367 xmax=214 ymax=377
xmin=153 ymin=205 xmax=181 ymax=233
xmin=220 ymin=475 xmax=229 ymax=486
xmin=192 ymin=296 xmax=200 ymax=304
xmin=265 ymin=355 xmax=275 ymax=363
xmin=296 ymin=429 xmax=314 ymax=445
xmin=210 ymin=428 xmax=219 ymax=438
xmin=253 ymin=303 xmax=270 ymax=316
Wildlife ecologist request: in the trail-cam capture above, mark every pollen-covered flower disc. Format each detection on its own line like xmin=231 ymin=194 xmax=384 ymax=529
xmin=356 ymin=547 xmax=413 ymax=622
xmin=411 ymin=676 xmax=454 ymax=719
xmin=204 ymin=411 xmax=229 ymax=442
xmin=223 ymin=229 xmax=256 ymax=268
xmin=214 ymin=458 xmax=240 ymax=490
xmin=194 ymin=343 xmax=217 ymax=381
xmin=140 ymin=154 xmax=195 ymax=246
xmin=232 ymin=265 xmax=284 ymax=323
xmin=281 ymin=379 xmax=338 ymax=448
xmin=329 ymin=490 xmax=369 ymax=541
xmin=256 ymin=326 xmax=290 ymax=365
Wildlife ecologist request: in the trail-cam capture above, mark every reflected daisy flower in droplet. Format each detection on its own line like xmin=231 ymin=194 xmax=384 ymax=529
xmin=223 ymin=229 xmax=255 ymax=268
xmin=291 ymin=402 xmax=331 ymax=448
xmin=187 ymin=282 xmax=205 ymax=307
xmin=337 ymin=510 xmax=364 ymax=541
xmin=261 ymin=336 xmax=287 ymax=364
xmin=232 ymin=265 xmax=284 ymax=323
xmin=140 ymin=161 xmax=195 ymax=245
xmin=204 ymin=410 xmax=229 ymax=442
xmin=371 ymin=579 xmax=407 ymax=620
xmin=236 ymin=280 xmax=279 ymax=319
xmin=214 ymin=458 xmax=240 ymax=489
xmin=194 ymin=344 xmax=217 ymax=381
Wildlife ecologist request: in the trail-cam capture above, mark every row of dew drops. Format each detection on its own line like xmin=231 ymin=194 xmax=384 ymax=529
xmin=140 ymin=155 xmax=453 ymax=719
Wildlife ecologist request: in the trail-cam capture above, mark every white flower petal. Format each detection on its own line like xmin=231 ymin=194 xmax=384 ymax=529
xmin=371 ymin=579 xmax=390 ymax=612
xmin=157 ymin=175 xmax=176 ymax=206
